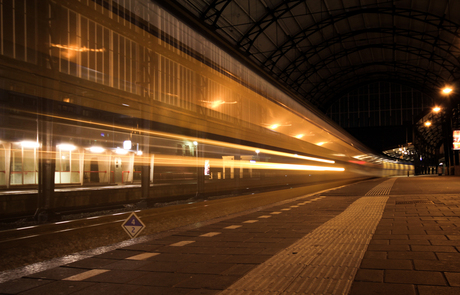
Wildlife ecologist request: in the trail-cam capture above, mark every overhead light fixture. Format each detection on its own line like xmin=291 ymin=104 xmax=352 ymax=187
xmin=433 ymin=106 xmax=441 ymax=112
xmin=442 ymin=86 xmax=453 ymax=95
xmin=115 ymin=147 xmax=129 ymax=155
xmin=424 ymin=121 xmax=432 ymax=127
xmin=89 ymin=146 xmax=105 ymax=153
xmin=123 ymin=140 xmax=132 ymax=150
xmin=294 ymin=134 xmax=304 ymax=139
xmin=57 ymin=144 xmax=76 ymax=151
xmin=20 ymin=141 xmax=40 ymax=148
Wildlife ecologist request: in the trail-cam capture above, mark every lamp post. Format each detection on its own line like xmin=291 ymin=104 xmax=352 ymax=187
xmin=440 ymin=86 xmax=455 ymax=175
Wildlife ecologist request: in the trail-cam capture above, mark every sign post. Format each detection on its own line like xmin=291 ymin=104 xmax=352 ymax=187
xmin=122 ymin=212 xmax=146 ymax=239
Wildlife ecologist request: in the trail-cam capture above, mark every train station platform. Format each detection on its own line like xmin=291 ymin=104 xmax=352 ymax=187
xmin=1 ymin=176 xmax=460 ymax=294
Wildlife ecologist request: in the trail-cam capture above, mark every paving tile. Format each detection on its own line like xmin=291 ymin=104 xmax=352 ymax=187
xmin=175 ymin=274 xmax=240 ymax=289
xmin=18 ymin=280 xmax=95 ymax=295
xmin=69 ymin=282 xmax=140 ymax=295
xmin=121 ymin=244 xmax=163 ymax=252
xmin=369 ymin=239 xmax=389 ymax=245
xmin=85 ymin=270 xmax=150 ymax=283
xmin=95 ymin=250 xmax=145 ymax=260
xmin=411 ymin=245 xmax=457 ymax=252
xmin=221 ymin=264 xmax=257 ymax=276
xmin=387 ymin=251 xmax=437 ymax=260
xmin=392 ymin=229 xmax=426 ymax=235
xmin=25 ymin=267 xmax=86 ymax=280
xmin=363 ymin=251 xmax=387 ymax=259
xmin=100 ymin=259 xmax=152 ymax=270
xmin=349 ymin=282 xmax=415 ymax=295
xmin=389 ymin=239 xmax=431 ymax=245
xmin=360 ymin=258 xmax=412 ymax=270
xmin=385 ymin=270 xmax=446 ymax=285
xmin=409 ymin=234 xmax=447 ymax=240
xmin=186 ymin=289 xmax=221 ymax=295
xmin=414 ymin=259 xmax=460 ymax=272
xmin=65 ymin=258 xmax=116 ymax=269
xmin=436 ymin=252 xmax=460 ymax=260
xmin=430 ymin=240 xmax=460 ymax=246
xmin=221 ymin=254 xmax=271 ymax=264
xmin=128 ymin=272 xmax=191 ymax=286
xmin=129 ymin=286 xmax=191 ymax=295
xmin=372 ymin=234 xmax=409 ymax=240
xmin=0 ymin=278 xmax=53 ymax=294
xmin=445 ymin=272 xmax=460 ymax=287
xmin=138 ymin=261 xmax=188 ymax=272
xmin=366 ymin=244 xmax=410 ymax=251
xmin=354 ymin=269 xmax=384 ymax=282
xmin=418 ymin=285 xmax=460 ymax=295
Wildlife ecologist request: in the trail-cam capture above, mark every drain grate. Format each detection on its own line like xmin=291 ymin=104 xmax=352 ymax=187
xmin=395 ymin=200 xmax=434 ymax=204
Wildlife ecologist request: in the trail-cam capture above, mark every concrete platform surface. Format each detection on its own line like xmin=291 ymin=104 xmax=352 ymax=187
xmin=0 ymin=176 xmax=459 ymax=294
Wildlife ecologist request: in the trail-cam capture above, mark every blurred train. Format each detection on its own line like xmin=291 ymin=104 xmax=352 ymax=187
xmin=0 ymin=0 xmax=412 ymax=218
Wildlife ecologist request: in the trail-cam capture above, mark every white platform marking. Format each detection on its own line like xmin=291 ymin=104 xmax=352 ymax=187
xmin=225 ymin=225 xmax=242 ymax=229
xmin=126 ymin=252 xmax=159 ymax=260
xmin=200 ymin=232 xmax=221 ymax=237
xmin=63 ymin=269 xmax=109 ymax=281
xmin=170 ymin=240 xmax=195 ymax=247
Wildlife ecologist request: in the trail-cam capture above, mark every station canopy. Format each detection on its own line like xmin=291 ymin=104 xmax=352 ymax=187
xmin=169 ymin=0 xmax=460 ymax=111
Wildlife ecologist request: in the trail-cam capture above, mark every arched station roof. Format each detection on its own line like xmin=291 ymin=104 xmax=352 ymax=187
xmin=167 ymin=0 xmax=460 ymax=111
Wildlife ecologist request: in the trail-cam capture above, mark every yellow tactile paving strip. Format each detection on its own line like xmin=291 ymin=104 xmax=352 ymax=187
xmin=220 ymin=179 xmax=396 ymax=295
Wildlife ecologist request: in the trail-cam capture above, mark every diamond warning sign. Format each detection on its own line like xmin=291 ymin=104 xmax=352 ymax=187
xmin=122 ymin=212 xmax=146 ymax=239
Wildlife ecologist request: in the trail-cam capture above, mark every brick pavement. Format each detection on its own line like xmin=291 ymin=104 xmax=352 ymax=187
xmin=1 ymin=176 xmax=460 ymax=294
xmin=350 ymin=176 xmax=460 ymax=295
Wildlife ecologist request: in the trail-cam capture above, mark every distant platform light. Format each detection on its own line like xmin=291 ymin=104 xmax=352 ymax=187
xmin=136 ymin=150 xmax=143 ymax=156
xmin=316 ymin=142 xmax=326 ymax=146
xmin=57 ymin=144 xmax=76 ymax=151
xmin=193 ymin=141 xmax=198 ymax=146
xmin=295 ymin=134 xmax=304 ymax=139
xmin=116 ymin=147 xmax=129 ymax=155
xmin=123 ymin=140 xmax=132 ymax=150
xmin=269 ymin=124 xmax=279 ymax=130
xmin=433 ymin=106 xmax=441 ymax=112
xmin=424 ymin=121 xmax=432 ymax=127
xmin=89 ymin=146 xmax=105 ymax=153
xmin=20 ymin=141 xmax=40 ymax=148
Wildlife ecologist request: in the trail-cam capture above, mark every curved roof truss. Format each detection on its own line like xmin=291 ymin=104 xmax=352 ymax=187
xmin=171 ymin=0 xmax=460 ymax=110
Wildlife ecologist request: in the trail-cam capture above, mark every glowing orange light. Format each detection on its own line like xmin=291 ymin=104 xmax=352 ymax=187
xmin=294 ymin=134 xmax=304 ymax=139
xmin=425 ymin=121 xmax=432 ymax=127
xmin=51 ymin=43 xmax=105 ymax=52
xmin=442 ymin=86 xmax=453 ymax=95
xmin=269 ymin=124 xmax=279 ymax=130
xmin=433 ymin=107 xmax=441 ymax=113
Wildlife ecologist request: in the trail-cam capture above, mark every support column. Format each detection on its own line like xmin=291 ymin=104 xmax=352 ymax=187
xmin=36 ymin=98 xmax=56 ymax=221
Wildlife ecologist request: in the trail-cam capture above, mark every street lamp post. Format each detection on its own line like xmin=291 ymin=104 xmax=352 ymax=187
xmin=441 ymin=86 xmax=455 ymax=175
